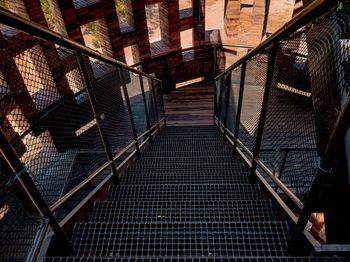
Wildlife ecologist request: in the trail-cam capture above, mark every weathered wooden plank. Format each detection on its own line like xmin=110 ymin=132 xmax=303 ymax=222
xmin=165 ymin=82 xmax=214 ymax=126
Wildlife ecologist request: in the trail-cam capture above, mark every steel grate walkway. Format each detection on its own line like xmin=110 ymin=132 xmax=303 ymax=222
xmin=46 ymin=126 xmax=350 ymax=262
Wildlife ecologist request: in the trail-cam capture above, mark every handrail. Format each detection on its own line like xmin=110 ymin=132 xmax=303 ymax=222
xmin=213 ymin=0 xmax=349 ymax=254
xmin=131 ymin=43 xmax=253 ymax=68
xmin=0 ymin=7 xmax=160 ymax=82
xmin=0 ymin=6 xmax=167 ymax=259
xmin=49 ymin=121 xmax=161 ymax=212
xmin=215 ymin=0 xmax=335 ymax=79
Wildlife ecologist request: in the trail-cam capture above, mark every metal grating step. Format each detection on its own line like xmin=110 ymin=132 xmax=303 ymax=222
xmin=128 ymin=160 xmax=248 ymax=171
xmin=154 ymin=135 xmax=225 ymax=141
xmin=106 ymin=184 xmax=261 ymax=201
xmin=133 ymin=156 xmax=244 ymax=166
xmin=120 ymin=172 xmax=248 ymax=185
xmin=89 ymin=200 xmax=275 ymax=223
xmin=71 ymin=222 xmax=290 ymax=257
xmin=143 ymin=145 xmax=233 ymax=152
xmin=161 ymin=126 xmax=218 ymax=132
xmin=45 ymin=257 xmax=350 ymax=262
xmin=141 ymin=149 xmax=234 ymax=158
xmin=154 ymin=132 xmax=224 ymax=138
xmin=149 ymin=142 xmax=229 ymax=148
xmin=152 ymin=136 xmax=226 ymax=142
xmin=127 ymin=166 xmax=247 ymax=174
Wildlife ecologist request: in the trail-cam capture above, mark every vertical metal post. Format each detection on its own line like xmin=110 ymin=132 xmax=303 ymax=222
xmin=217 ymin=77 xmax=225 ymax=131
xmin=0 ymin=129 xmax=73 ymax=255
xmin=223 ymin=72 xmax=232 ymax=139
xmin=118 ymin=67 xmax=141 ymax=156
xmin=76 ymin=51 xmax=119 ymax=183
xmin=213 ymin=44 xmax=218 ymax=78
xmin=214 ymin=79 xmax=218 ymax=126
xmin=233 ymin=61 xmax=247 ymax=149
xmin=213 ymin=44 xmax=218 ymax=126
xmin=158 ymin=80 xmax=167 ymax=127
xmin=249 ymin=43 xmax=279 ymax=182
xmin=151 ymin=79 xmax=161 ymax=133
xmin=274 ymin=150 xmax=288 ymax=191
xmin=138 ymin=74 xmax=152 ymax=140
xmin=164 ymin=58 xmax=171 ymax=93
xmin=290 ymin=86 xmax=350 ymax=252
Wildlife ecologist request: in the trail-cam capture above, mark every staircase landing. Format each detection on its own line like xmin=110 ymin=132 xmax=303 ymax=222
xmin=164 ymin=82 xmax=214 ymax=126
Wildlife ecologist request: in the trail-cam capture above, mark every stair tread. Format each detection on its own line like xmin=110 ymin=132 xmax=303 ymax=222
xmin=71 ymin=222 xmax=291 ymax=257
xmin=45 ymin=258 xmax=350 ymax=262
xmin=106 ymin=184 xmax=261 ymax=201
xmin=89 ymin=200 xmax=275 ymax=222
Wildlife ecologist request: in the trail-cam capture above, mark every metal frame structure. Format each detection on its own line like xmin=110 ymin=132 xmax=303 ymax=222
xmin=0 ymin=7 xmax=166 ymax=260
xmin=214 ymin=0 xmax=350 ymax=255
xmin=0 ymin=0 xmax=349 ymax=259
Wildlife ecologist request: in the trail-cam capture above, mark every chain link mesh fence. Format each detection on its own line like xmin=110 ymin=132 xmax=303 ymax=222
xmin=142 ymin=77 xmax=157 ymax=127
xmin=226 ymin=66 xmax=242 ymax=134
xmin=0 ymin=152 xmax=42 ymax=262
xmin=237 ymin=52 xmax=269 ymax=151
xmin=152 ymin=80 xmax=165 ymax=121
xmin=214 ymin=4 xmax=350 ymax=201
xmin=0 ymin=22 xmax=162 ymax=260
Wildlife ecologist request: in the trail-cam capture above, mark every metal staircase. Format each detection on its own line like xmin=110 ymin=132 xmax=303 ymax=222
xmin=45 ymin=126 xmax=349 ymax=261
xmin=0 ymin=0 xmax=349 ymax=260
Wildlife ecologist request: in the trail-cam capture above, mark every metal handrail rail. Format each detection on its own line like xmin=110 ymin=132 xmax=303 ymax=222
xmin=0 ymin=7 xmax=167 ymax=259
xmin=131 ymin=43 xmax=254 ymax=68
xmin=215 ymin=0 xmax=335 ymax=80
xmin=213 ymin=0 xmax=350 ymax=254
xmin=49 ymin=120 xmax=162 ymax=212
xmin=0 ymin=7 xmax=160 ymax=82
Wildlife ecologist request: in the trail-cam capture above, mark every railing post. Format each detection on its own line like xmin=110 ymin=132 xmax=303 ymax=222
xmin=159 ymin=80 xmax=167 ymax=127
xmin=164 ymin=58 xmax=171 ymax=93
xmin=290 ymin=86 xmax=350 ymax=252
xmin=138 ymin=74 xmax=152 ymax=140
xmin=151 ymin=79 xmax=161 ymax=133
xmin=233 ymin=61 xmax=247 ymax=149
xmin=249 ymin=42 xmax=279 ymax=182
xmin=217 ymin=77 xmax=226 ymax=131
xmin=0 ymin=128 xmax=73 ymax=255
xmin=76 ymin=51 xmax=119 ymax=184
xmin=223 ymin=72 xmax=232 ymax=139
xmin=118 ymin=67 xmax=141 ymax=156
xmin=214 ymin=79 xmax=218 ymax=126
xmin=213 ymin=44 xmax=218 ymax=78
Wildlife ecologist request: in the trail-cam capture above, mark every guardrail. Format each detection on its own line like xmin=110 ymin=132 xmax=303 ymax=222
xmin=214 ymin=0 xmax=350 ymax=254
xmin=0 ymin=7 xmax=165 ymax=260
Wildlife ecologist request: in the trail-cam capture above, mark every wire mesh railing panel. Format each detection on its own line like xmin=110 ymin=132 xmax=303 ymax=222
xmin=258 ymin=30 xmax=319 ymax=199
xmin=122 ymin=70 xmax=148 ymax=136
xmin=226 ymin=67 xmax=242 ymax=133
xmin=0 ymin=12 xmax=163 ymax=260
xmin=214 ymin=77 xmax=223 ymax=122
xmin=0 ymin=33 xmax=110 ymax=205
xmin=142 ymin=76 xmax=157 ymax=126
xmin=93 ymin=66 xmax=134 ymax=156
xmin=216 ymin=72 xmax=230 ymax=123
xmin=237 ymin=53 xmax=269 ymax=151
xmin=153 ymin=80 xmax=165 ymax=120
xmin=0 ymin=153 xmax=42 ymax=262
xmin=305 ymin=8 xmax=349 ymax=154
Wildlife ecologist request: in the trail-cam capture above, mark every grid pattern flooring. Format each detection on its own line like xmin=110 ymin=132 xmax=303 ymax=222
xmin=46 ymin=258 xmax=350 ymax=262
xmin=46 ymin=126 xmax=350 ymax=261
xmin=89 ymin=200 xmax=275 ymax=223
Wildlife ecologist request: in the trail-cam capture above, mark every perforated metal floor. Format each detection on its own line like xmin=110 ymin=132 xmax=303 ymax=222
xmin=46 ymin=126 xmax=349 ymax=261
xmin=106 ymin=184 xmax=261 ymax=201
xmin=89 ymin=200 xmax=275 ymax=223
xmin=71 ymin=222 xmax=290 ymax=257
xmin=45 ymin=258 xmax=350 ymax=262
